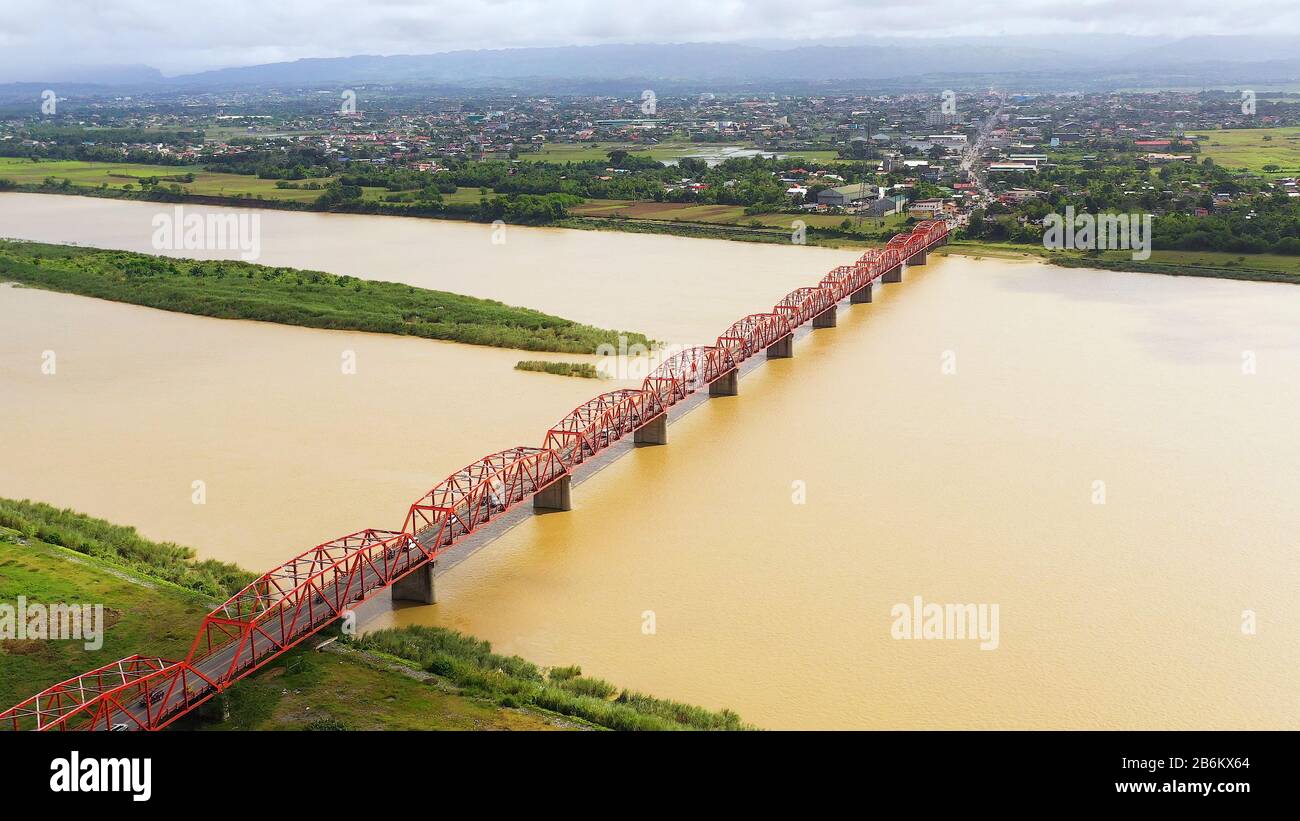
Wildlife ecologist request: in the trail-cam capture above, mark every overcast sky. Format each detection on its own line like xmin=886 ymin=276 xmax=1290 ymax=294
xmin=3 ymin=0 xmax=1300 ymax=81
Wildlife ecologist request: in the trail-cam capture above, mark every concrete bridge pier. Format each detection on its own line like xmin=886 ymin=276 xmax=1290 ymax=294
xmin=812 ymin=306 xmax=837 ymax=328
xmin=709 ymin=368 xmax=738 ymax=396
xmin=393 ymin=562 xmax=437 ymax=605
xmin=883 ymin=264 xmax=903 ymax=283
xmin=850 ymin=282 xmax=873 ymax=304
xmin=911 ymin=249 xmax=928 ymax=265
xmin=533 ymin=474 xmax=572 ymax=511
xmin=634 ymin=413 xmax=668 ymax=445
xmin=767 ymin=334 xmax=794 ymax=359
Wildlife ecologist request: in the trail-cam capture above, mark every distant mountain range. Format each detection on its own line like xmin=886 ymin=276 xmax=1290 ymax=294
xmin=10 ymin=36 xmax=1300 ymax=94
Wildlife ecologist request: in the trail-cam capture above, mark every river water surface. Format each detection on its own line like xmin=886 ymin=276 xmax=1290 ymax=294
xmin=2 ymin=194 xmax=1297 ymax=729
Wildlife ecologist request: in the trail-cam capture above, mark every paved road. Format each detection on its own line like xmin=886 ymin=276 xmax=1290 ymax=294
xmin=962 ymin=97 xmax=1006 ymax=202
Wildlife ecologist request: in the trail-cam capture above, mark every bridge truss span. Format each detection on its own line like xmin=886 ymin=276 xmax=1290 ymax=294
xmin=717 ymin=312 xmax=794 ymax=363
xmin=641 ymin=345 xmax=736 ymax=408
xmin=544 ymin=388 xmax=665 ymax=466
xmin=403 ymin=447 xmax=570 ymax=547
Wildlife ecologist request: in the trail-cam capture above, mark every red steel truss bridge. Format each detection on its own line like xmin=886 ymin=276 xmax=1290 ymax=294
xmin=1 ymin=221 xmax=949 ymax=731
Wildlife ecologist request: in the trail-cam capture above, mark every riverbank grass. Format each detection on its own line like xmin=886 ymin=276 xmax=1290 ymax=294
xmin=0 ymin=498 xmax=251 ymax=598
xmin=355 ymin=625 xmax=751 ymax=730
xmin=939 ymin=240 xmax=1300 ymax=284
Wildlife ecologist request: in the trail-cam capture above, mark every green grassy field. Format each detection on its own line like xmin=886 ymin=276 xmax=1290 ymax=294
xmin=1189 ymin=127 xmax=1300 ymax=176
xmin=0 ymin=240 xmax=651 ymax=353
xmin=370 ymin=185 xmax=495 ymax=205
xmin=0 ymin=525 xmax=216 ymax=709
xmin=0 ymin=158 xmax=505 ymax=205
xmin=199 ymin=643 xmax=570 ymax=731
xmin=439 ymin=186 xmax=495 ymax=204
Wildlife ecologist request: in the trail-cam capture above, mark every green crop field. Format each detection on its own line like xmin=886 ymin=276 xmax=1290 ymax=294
xmin=1189 ymin=127 xmax=1300 ymax=176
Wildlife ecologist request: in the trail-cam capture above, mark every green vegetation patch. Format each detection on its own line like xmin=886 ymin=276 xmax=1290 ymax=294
xmin=355 ymin=625 xmax=751 ymax=731
xmin=0 ymin=157 xmax=332 ymax=202
xmin=0 ymin=524 xmax=215 ymax=708
xmin=939 ymin=240 xmax=1300 ymax=284
xmin=515 ymin=360 xmax=601 ymax=378
xmin=0 ymin=240 xmax=652 ymax=353
xmin=1189 ymin=127 xmax=1300 ymax=176
xmin=0 ymin=498 xmax=251 ymax=598
xmin=197 ymin=646 xmax=568 ymax=731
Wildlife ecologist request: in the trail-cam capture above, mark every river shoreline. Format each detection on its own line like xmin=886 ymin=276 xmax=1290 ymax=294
xmin=9 ymin=184 xmax=1298 ymax=282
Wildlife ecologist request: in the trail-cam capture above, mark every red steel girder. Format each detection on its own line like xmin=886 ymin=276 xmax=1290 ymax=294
xmin=717 ymin=312 xmax=793 ymax=363
xmin=544 ymin=388 xmax=664 ymax=466
xmin=0 ymin=655 xmax=216 ymax=732
xmin=186 ymin=528 xmax=419 ymax=686
xmin=774 ymin=286 xmax=836 ymax=327
xmin=641 ymin=345 xmax=735 ymax=408
xmin=820 ymin=264 xmax=862 ymax=301
xmin=403 ymin=446 xmax=569 ymax=546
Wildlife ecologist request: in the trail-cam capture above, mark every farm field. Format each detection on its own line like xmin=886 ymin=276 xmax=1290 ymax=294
xmin=1189 ymin=127 xmax=1300 ymax=176
xmin=0 ymin=157 xmax=331 ymax=202
xmin=1114 ymin=247 xmax=1300 ymax=274
xmin=0 ymin=157 xmax=499 ymax=205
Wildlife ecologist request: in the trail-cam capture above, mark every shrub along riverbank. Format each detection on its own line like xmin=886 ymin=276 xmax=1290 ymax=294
xmin=0 ymin=498 xmax=250 ymax=598
xmin=938 ymin=240 xmax=1300 ymax=285
xmin=515 ymin=360 xmax=601 ymax=378
xmin=354 ymin=626 xmax=749 ymax=730
xmin=0 ymin=240 xmax=652 ymax=353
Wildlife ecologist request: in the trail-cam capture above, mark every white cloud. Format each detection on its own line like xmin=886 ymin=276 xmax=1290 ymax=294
xmin=3 ymin=0 xmax=1299 ymax=81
